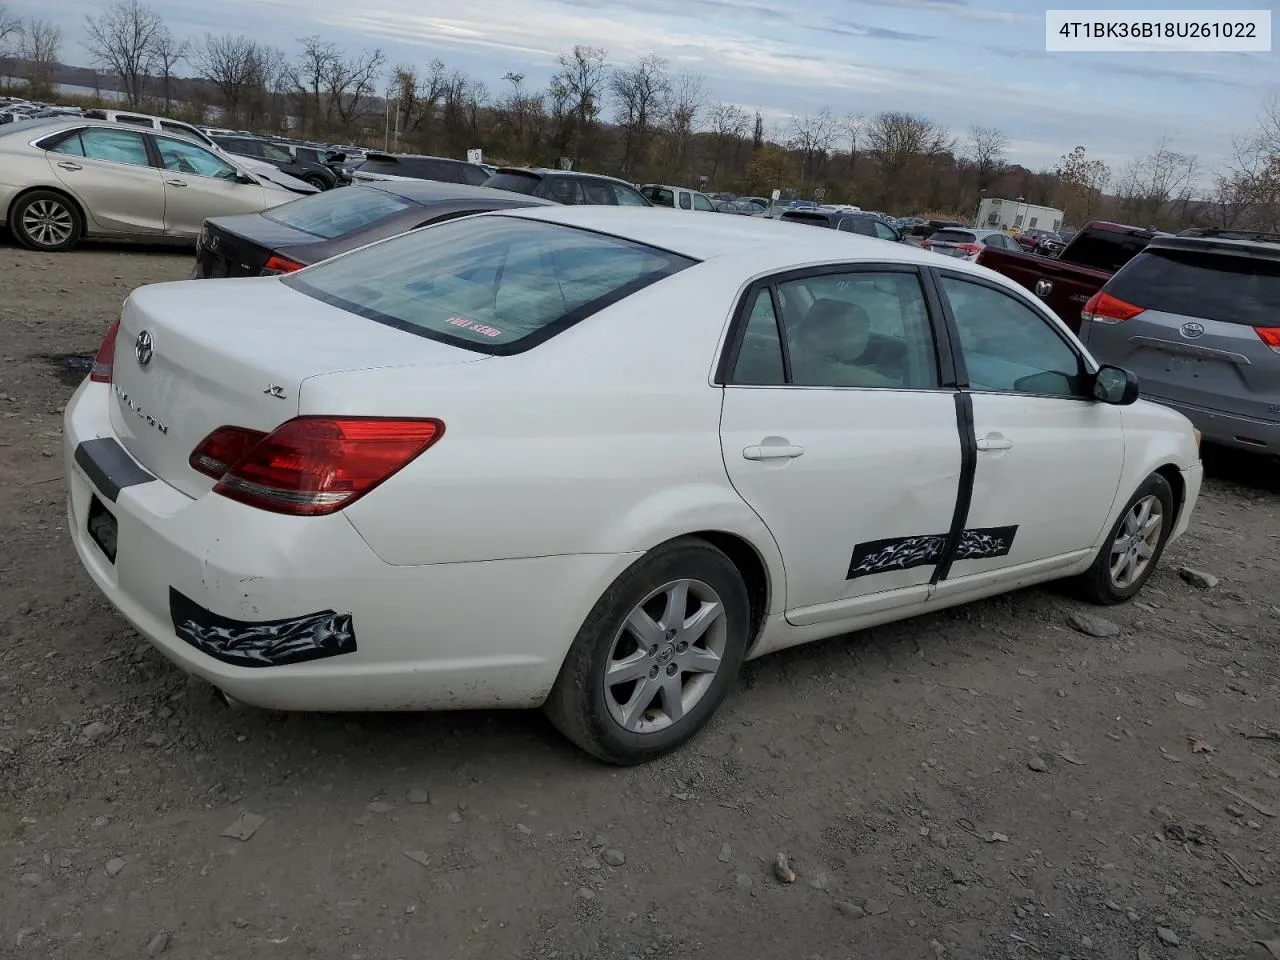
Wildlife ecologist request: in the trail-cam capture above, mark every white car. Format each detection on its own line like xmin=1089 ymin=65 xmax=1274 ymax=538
xmin=64 ymin=208 xmax=1203 ymax=764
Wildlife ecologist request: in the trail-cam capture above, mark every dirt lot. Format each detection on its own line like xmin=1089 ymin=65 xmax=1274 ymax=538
xmin=1 ymin=241 xmax=1278 ymax=960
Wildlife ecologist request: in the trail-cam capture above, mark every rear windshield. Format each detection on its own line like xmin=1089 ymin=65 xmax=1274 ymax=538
xmin=930 ymin=230 xmax=976 ymax=243
xmin=285 ymin=216 xmax=695 ymax=354
xmin=1063 ymin=228 xmax=1150 ymax=271
xmin=483 ymin=172 xmax=541 ymax=195
xmin=263 ymin=186 xmax=415 ymax=239
xmin=1105 ymin=247 xmax=1280 ymax=326
xmin=781 ymin=212 xmax=830 ymax=226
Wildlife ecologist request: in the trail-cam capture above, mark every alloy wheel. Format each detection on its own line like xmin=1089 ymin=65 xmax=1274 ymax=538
xmin=1109 ymin=494 xmax=1164 ymax=588
xmin=603 ymin=578 xmax=727 ymax=734
xmin=22 ymin=198 xmax=74 ymax=247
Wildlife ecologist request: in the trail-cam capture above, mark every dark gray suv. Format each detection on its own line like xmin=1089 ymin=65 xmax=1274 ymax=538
xmin=1080 ymin=232 xmax=1280 ymax=454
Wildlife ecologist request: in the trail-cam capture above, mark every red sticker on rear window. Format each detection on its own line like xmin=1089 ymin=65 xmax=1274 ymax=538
xmin=445 ymin=316 xmax=502 ymax=338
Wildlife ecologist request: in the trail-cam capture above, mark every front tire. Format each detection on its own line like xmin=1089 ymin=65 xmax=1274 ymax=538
xmin=303 ymin=174 xmax=330 ymax=191
xmin=10 ymin=190 xmax=83 ymax=252
xmin=545 ymin=537 xmax=751 ymax=764
xmin=1074 ymin=473 xmax=1175 ymax=604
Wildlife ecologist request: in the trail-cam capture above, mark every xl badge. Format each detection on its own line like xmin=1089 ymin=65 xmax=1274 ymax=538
xmin=1180 ymin=322 xmax=1205 ymax=339
xmin=135 ymin=330 xmax=154 ymax=367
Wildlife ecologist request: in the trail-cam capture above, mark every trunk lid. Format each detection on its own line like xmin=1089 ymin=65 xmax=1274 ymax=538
xmin=110 ymin=278 xmax=485 ymax=498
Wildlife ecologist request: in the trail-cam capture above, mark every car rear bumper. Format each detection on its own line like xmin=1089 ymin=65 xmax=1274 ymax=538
xmin=1146 ymin=395 xmax=1280 ymax=453
xmin=64 ymin=379 xmax=637 ymax=712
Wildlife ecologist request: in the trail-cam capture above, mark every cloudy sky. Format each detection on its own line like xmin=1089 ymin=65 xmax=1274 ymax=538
xmin=13 ymin=0 xmax=1279 ymax=172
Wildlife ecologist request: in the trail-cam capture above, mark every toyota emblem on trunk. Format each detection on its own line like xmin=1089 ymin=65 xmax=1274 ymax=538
xmin=1180 ymin=322 xmax=1205 ymax=339
xmin=135 ymin=330 xmax=154 ymax=367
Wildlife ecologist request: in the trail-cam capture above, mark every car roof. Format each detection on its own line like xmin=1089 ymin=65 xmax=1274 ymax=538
xmin=365 ymin=179 xmax=556 ymax=207
xmin=364 ymin=151 xmax=478 ymax=165
xmin=1145 ymin=234 xmax=1280 ymax=261
xmin=496 ymin=167 xmax=636 ymax=186
xmin=492 ymin=206 xmax=940 ymax=263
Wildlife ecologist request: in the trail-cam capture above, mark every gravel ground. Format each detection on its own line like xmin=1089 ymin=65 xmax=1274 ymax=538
xmin=1 ymin=241 xmax=1278 ymax=960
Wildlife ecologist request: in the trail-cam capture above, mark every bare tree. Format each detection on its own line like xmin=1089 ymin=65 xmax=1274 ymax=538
xmin=1 ymin=3 xmax=20 ymax=53
xmin=389 ymin=60 xmax=449 ymax=150
xmin=1055 ymin=145 xmax=1111 ymax=222
xmin=83 ymin=0 xmax=164 ymax=107
xmin=965 ymin=125 xmax=1008 ymax=192
xmin=789 ymin=110 xmax=838 ymax=187
xmin=192 ymin=33 xmax=264 ymax=125
xmin=151 ymin=26 xmax=188 ymax=112
xmin=327 ymin=45 xmax=385 ymax=134
xmin=706 ymin=101 xmax=748 ymax=182
xmin=18 ymin=18 xmax=61 ymax=99
xmin=662 ymin=69 xmax=705 ymax=179
xmin=751 ymin=109 xmax=763 ymax=151
xmin=495 ymin=71 xmax=546 ymax=161
xmin=840 ymin=112 xmax=865 ymax=180
xmin=610 ymin=54 xmax=669 ymax=175
xmin=550 ymin=45 xmax=607 ymax=158
xmin=1114 ymin=136 xmax=1197 ymax=228
xmin=863 ymin=111 xmax=951 ymax=206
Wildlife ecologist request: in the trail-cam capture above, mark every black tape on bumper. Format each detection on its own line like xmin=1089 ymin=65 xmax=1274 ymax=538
xmin=169 ymin=588 xmax=357 ymax=668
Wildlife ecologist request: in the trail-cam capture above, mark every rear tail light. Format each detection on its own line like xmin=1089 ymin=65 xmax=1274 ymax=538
xmin=920 ymin=240 xmax=932 ymax=249
xmin=1255 ymin=326 xmax=1280 ymax=354
xmin=1081 ymin=291 xmax=1144 ymax=324
xmin=958 ymin=243 xmax=981 ymax=256
xmin=261 ymin=254 xmax=305 ymax=276
xmin=89 ymin=318 xmax=121 ymax=383
xmin=197 ymin=417 xmax=444 ymax=516
xmin=189 ymin=425 xmax=268 ymax=479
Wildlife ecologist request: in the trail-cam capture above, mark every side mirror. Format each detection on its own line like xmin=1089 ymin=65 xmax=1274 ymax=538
xmin=1093 ymin=365 xmax=1140 ymax=405
xmin=235 ymin=172 xmax=256 ymax=185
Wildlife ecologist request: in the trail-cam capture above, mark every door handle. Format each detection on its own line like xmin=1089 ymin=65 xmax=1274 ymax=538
xmin=56 ymin=161 xmax=82 ymax=171
xmin=164 ymin=178 xmax=188 ymax=187
xmin=743 ymin=441 xmax=805 ymax=461
xmin=975 ymin=433 xmax=1013 ymax=452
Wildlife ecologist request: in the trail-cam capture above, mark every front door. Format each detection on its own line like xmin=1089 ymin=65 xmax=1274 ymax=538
xmin=718 ymin=265 xmax=963 ymax=621
xmin=151 ymin=134 xmax=269 ymax=237
xmin=932 ymin=272 xmax=1125 ymax=587
xmin=46 ymin=127 xmax=164 ymax=234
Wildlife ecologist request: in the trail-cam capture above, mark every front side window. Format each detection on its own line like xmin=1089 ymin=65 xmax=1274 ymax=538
xmin=53 ymin=128 xmax=149 ymax=167
xmin=580 ymin=179 xmax=617 ymax=204
xmin=285 ymin=216 xmax=694 ymax=354
xmin=155 ymin=136 xmax=239 ymax=180
xmin=256 ymin=141 xmax=293 ymax=164
xmin=873 ymin=221 xmax=899 ymax=241
xmin=729 ymin=271 xmax=939 ymax=390
xmin=940 ymin=276 xmax=1085 ymax=398
xmin=692 ymin=193 xmax=714 ymax=212
xmin=263 ymin=185 xmax=414 ymax=238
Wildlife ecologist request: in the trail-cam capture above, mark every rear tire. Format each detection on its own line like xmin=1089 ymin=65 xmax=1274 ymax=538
xmin=545 ymin=537 xmax=751 ymax=765
xmin=1073 ymin=473 xmax=1175 ymax=605
xmin=10 ymin=190 xmax=83 ymax=252
xmin=303 ymin=175 xmax=329 ymax=191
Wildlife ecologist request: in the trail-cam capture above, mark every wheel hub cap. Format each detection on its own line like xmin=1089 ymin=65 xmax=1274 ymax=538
xmin=1109 ymin=494 xmax=1164 ymax=589
xmin=603 ymin=578 xmax=728 ymax=735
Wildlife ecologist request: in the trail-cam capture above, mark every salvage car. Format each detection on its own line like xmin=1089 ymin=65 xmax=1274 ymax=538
xmin=192 ymin=180 xmax=553 ymax=278
xmin=0 ymin=117 xmax=297 ymax=252
xmin=65 ymin=207 xmax=1202 ymax=764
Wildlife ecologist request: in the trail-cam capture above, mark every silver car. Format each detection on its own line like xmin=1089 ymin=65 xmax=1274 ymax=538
xmin=0 ymin=117 xmax=296 ymax=252
xmin=1081 ymin=233 xmax=1280 ymax=454
xmin=923 ymin=227 xmax=1023 ymax=261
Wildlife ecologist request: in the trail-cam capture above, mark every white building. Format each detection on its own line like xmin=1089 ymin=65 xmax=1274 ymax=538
xmin=976 ymin=198 xmax=1064 ymax=233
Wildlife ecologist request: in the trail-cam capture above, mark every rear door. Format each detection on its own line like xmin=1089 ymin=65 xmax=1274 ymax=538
xmin=718 ymin=264 xmax=963 ymax=622
xmin=45 ymin=126 xmax=165 ymax=234
xmin=1082 ymin=243 xmax=1280 ymax=428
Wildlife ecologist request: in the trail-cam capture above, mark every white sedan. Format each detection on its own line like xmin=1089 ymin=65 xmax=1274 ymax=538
xmin=64 ymin=207 xmax=1203 ymax=764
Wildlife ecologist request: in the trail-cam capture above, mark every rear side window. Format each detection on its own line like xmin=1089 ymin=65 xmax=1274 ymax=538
xmin=1063 ymin=229 xmax=1150 ymax=271
xmin=782 ymin=212 xmax=830 ymax=227
xmin=1105 ymin=247 xmax=1280 ymax=327
xmin=484 ymin=171 xmax=541 ymax=194
xmin=459 ymin=164 xmax=490 ymax=186
xmin=930 ymin=230 xmax=976 ymax=244
xmin=643 ymin=186 xmax=674 ymax=206
xmin=614 ymin=184 xmax=649 ymax=206
xmin=678 ymin=192 xmax=692 ymax=210
xmin=354 ymin=157 xmax=404 ymax=177
xmin=285 ymin=216 xmax=695 ymax=354
xmin=263 ymin=186 xmax=415 ymax=239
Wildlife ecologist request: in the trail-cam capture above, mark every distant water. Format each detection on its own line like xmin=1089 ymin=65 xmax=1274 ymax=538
xmin=2 ymin=78 xmax=127 ymax=102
